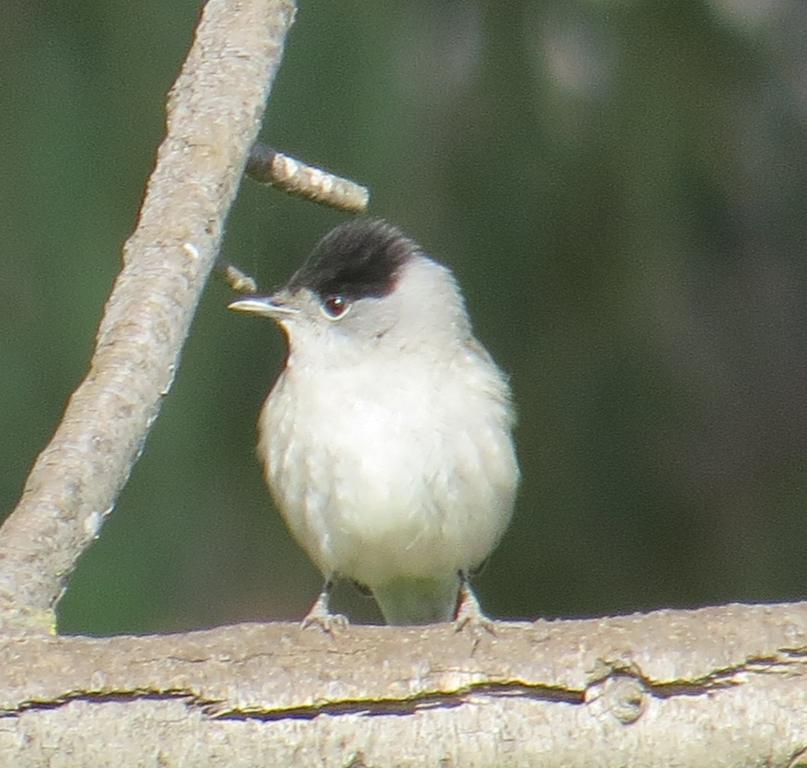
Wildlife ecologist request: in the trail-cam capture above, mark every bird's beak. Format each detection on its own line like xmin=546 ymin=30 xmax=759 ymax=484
xmin=227 ymin=294 xmax=298 ymax=319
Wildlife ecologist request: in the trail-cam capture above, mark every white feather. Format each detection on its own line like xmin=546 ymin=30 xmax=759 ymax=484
xmin=257 ymin=254 xmax=519 ymax=623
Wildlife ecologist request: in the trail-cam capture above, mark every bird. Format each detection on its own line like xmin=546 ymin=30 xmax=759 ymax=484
xmin=228 ymin=218 xmax=519 ymax=627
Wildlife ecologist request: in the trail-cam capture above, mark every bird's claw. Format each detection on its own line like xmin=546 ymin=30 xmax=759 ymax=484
xmin=301 ymin=611 xmax=349 ymax=634
xmin=300 ymin=587 xmax=349 ymax=634
xmin=453 ymin=580 xmax=496 ymax=636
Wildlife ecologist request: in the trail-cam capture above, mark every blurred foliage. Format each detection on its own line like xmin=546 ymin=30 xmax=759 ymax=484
xmin=2 ymin=0 xmax=806 ymax=635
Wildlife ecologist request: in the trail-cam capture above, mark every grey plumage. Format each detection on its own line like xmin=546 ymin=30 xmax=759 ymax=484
xmin=229 ymin=219 xmax=519 ymax=626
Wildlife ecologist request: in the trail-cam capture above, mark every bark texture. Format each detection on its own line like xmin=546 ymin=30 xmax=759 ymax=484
xmin=0 ymin=0 xmax=295 ymax=631
xmin=1 ymin=604 xmax=806 ymax=766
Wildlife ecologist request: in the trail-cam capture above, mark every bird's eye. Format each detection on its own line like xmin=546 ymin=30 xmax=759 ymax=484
xmin=321 ymin=295 xmax=351 ymax=320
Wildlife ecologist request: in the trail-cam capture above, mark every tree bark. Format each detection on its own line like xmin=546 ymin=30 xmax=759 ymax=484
xmin=1 ymin=603 xmax=807 ymax=766
xmin=1 ymin=1 xmax=806 ymax=765
xmin=0 ymin=0 xmax=295 ymax=632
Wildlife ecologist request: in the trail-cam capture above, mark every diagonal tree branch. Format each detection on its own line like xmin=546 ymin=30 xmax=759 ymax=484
xmin=0 ymin=0 xmax=296 ymax=632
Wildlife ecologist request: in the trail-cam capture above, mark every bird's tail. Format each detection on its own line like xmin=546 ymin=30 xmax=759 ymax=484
xmin=372 ymin=576 xmax=460 ymax=625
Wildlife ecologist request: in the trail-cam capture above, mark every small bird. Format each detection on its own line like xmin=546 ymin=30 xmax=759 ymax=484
xmin=229 ymin=219 xmax=519 ymax=627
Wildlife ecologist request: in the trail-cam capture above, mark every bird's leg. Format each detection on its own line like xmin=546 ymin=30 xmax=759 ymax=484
xmin=301 ymin=578 xmax=349 ymax=633
xmin=454 ymin=572 xmax=495 ymax=634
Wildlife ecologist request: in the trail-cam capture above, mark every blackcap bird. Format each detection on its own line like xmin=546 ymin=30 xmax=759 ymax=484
xmin=229 ymin=219 xmax=519 ymax=627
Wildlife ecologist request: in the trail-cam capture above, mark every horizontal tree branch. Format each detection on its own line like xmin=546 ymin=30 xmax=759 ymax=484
xmin=2 ymin=602 xmax=806 ymax=766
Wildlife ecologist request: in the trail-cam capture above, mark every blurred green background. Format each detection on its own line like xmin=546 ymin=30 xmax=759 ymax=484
xmin=2 ymin=0 xmax=806 ymax=635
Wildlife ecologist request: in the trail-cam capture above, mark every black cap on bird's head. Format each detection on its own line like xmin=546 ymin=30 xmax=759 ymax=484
xmin=287 ymin=219 xmax=419 ymax=303
xmin=227 ymin=218 xmax=465 ymax=343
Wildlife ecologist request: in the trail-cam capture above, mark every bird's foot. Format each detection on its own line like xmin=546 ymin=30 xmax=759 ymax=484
xmin=300 ymin=588 xmax=349 ymax=634
xmin=453 ymin=581 xmax=496 ymax=636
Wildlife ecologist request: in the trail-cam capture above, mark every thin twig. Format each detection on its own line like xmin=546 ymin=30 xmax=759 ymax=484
xmin=247 ymin=142 xmax=370 ymax=213
xmin=220 ymin=263 xmax=259 ymax=294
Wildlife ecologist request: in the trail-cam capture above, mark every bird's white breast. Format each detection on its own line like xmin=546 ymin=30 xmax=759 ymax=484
xmin=259 ymin=341 xmax=518 ymax=590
